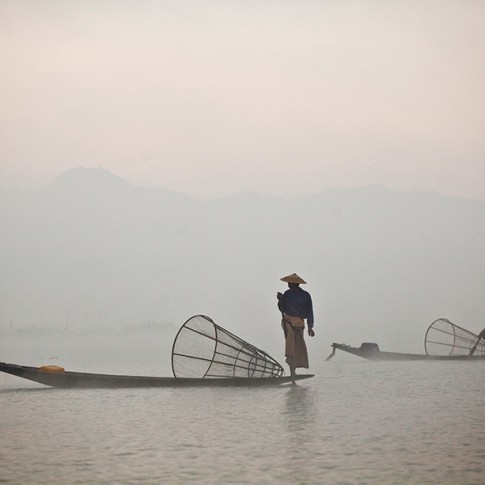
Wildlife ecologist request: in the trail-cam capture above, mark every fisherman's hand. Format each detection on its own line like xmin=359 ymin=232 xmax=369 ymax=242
xmin=308 ymin=328 xmax=315 ymax=337
xmin=276 ymin=292 xmax=283 ymax=300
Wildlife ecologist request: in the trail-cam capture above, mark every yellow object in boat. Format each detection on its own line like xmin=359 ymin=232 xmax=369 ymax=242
xmin=39 ymin=365 xmax=65 ymax=373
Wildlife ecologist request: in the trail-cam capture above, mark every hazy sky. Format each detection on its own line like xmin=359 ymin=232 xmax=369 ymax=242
xmin=1 ymin=1 xmax=484 ymax=199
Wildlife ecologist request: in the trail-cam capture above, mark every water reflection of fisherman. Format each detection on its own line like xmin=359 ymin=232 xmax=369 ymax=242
xmin=277 ymin=273 xmax=315 ymax=379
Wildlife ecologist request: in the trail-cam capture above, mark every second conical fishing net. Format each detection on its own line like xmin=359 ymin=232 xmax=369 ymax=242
xmin=171 ymin=315 xmax=284 ymax=378
xmin=424 ymin=318 xmax=485 ymax=356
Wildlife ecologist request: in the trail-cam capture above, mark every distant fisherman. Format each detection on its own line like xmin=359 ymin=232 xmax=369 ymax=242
xmin=277 ymin=273 xmax=315 ymax=379
xmin=469 ymin=327 xmax=485 ymax=356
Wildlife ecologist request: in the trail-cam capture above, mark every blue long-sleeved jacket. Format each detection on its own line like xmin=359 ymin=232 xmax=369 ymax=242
xmin=278 ymin=287 xmax=314 ymax=328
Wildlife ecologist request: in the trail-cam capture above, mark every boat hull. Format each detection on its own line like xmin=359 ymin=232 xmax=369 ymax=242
xmin=330 ymin=343 xmax=485 ymax=361
xmin=0 ymin=362 xmax=313 ymax=388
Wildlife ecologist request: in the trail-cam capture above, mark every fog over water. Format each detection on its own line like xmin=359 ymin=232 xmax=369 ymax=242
xmin=1 ymin=167 xmax=485 ymax=359
xmin=2 ymin=169 xmax=484 ymax=484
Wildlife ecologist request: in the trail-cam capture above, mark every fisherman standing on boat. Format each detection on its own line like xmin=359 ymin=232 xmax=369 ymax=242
xmin=277 ymin=273 xmax=315 ymax=378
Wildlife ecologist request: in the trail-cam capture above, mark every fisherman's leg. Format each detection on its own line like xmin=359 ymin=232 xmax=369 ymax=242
xmin=286 ymin=356 xmax=296 ymax=377
xmin=284 ymin=321 xmax=295 ymax=366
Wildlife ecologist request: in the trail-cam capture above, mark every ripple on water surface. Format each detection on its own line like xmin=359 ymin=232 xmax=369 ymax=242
xmin=0 ymin=361 xmax=484 ymax=484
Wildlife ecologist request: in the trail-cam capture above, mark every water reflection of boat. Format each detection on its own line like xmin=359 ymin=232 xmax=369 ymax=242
xmin=327 ymin=318 xmax=485 ymax=361
xmin=0 ymin=315 xmax=314 ymax=388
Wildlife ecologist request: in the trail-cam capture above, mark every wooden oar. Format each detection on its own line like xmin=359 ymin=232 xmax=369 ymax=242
xmin=325 ymin=345 xmax=336 ymax=361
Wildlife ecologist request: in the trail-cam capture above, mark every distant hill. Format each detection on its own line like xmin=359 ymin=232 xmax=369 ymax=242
xmin=1 ymin=167 xmax=484 ymax=354
xmin=48 ymin=167 xmax=135 ymax=193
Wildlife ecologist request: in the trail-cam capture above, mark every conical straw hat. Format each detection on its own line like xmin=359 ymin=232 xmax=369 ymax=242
xmin=280 ymin=273 xmax=307 ymax=284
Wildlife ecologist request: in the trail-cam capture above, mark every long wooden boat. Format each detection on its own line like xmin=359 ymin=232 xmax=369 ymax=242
xmin=327 ymin=343 xmax=485 ymax=361
xmin=327 ymin=319 xmax=485 ymax=362
xmin=0 ymin=362 xmax=313 ymax=388
xmin=1 ymin=316 xmax=316 ymax=388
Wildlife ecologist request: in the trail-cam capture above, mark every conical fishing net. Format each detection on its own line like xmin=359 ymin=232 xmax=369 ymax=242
xmin=171 ymin=315 xmax=284 ymax=378
xmin=424 ymin=318 xmax=485 ymax=356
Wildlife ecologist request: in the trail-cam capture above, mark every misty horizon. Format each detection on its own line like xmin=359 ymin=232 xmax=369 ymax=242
xmin=3 ymin=166 xmax=485 ymax=206
xmin=1 ymin=1 xmax=484 ymax=354
xmin=2 ymin=166 xmax=484 ymax=356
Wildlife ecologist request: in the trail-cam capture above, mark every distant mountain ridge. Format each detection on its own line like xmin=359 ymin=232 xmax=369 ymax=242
xmin=47 ymin=167 xmax=135 ymax=192
xmin=5 ymin=167 xmax=485 ymax=206
xmin=1 ymin=168 xmax=484 ymax=354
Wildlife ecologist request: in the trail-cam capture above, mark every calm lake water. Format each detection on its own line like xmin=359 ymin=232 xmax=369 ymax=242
xmin=1 ymin=331 xmax=484 ymax=484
